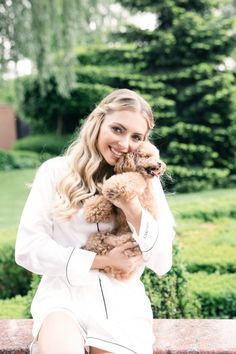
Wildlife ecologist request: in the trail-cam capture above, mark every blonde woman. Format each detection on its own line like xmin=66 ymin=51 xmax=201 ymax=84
xmin=15 ymin=89 xmax=175 ymax=354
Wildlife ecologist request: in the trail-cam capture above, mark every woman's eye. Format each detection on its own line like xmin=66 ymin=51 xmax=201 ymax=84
xmin=111 ymin=126 xmax=122 ymax=133
xmin=133 ymin=135 xmax=142 ymax=141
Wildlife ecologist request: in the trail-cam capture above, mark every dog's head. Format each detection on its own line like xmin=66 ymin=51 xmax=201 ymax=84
xmin=114 ymin=142 xmax=166 ymax=178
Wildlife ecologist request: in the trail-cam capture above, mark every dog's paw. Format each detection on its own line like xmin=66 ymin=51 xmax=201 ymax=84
xmin=84 ymin=195 xmax=113 ymax=223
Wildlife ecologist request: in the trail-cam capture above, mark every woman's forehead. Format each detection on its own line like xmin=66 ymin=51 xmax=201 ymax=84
xmin=102 ymin=110 xmax=148 ymax=134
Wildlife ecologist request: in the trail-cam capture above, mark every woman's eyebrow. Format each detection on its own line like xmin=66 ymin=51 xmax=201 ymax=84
xmin=112 ymin=122 xmax=144 ymax=137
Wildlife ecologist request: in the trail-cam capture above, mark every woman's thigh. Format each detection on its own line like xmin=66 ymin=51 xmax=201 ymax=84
xmin=90 ymin=348 xmax=113 ymax=354
xmin=38 ymin=311 xmax=85 ymax=354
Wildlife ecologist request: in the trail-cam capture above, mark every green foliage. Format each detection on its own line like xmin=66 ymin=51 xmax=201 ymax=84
xmin=0 ymin=244 xmax=32 ymax=299
xmin=188 ymin=272 xmax=236 ymax=318
xmin=165 ymin=165 xmax=229 ymax=193
xmin=0 ymin=149 xmax=49 ymax=171
xmin=142 ymin=244 xmax=201 ymax=318
xmin=18 ymin=78 xmax=113 ymax=134
xmin=23 ymin=274 xmax=41 ymax=318
xmin=177 ymin=218 xmax=236 ymax=274
xmin=117 ymin=0 xmax=236 ymax=191
xmin=0 ymin=295 xmax=27 ymax=319
xmin=12 ymin=134 xmax=73 ymax=156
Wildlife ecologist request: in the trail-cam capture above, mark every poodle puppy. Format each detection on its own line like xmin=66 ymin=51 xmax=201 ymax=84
xmin=82 ymin=141 xmax=166 ymax=279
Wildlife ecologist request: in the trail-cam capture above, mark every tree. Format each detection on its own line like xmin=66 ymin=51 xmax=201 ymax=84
xmin=117 ymin=0 xmax=236 ymax=192
xmin=0 ymin=0 xmax=122 ymax=96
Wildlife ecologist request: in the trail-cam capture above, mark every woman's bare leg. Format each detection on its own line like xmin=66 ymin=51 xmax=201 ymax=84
xmin=90 ymin=348 xmax=113 ymax=354
xmin=38 ymin=311 xmax=85 ymax=354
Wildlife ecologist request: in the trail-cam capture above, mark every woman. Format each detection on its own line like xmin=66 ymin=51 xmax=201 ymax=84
xmin=15 ymin=89 xmax=175 ymax=354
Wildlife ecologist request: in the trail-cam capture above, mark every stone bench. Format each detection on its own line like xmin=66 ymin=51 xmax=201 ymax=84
xmin=0 ymin=319 xmax=236 ymax=353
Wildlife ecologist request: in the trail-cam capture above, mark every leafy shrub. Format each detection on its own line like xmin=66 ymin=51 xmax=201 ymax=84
xmin=164 ymin=165 xmax=230 ymax=193
xmin=18 ymin=76 xmax=113 ymax=134
xmin=0 ymin=150 xmax=15 ymax=170
xmin=23 ymin=273 xmax=41 ymax=318
xmin=177 ymin=218 xmax=236 ymax=274
xmin=0 ymin=149 xmax=50 ymax=171
xmin=0 ymin=295 xmax=27 ymax=319
xmin=188 ymin=272 xmax=236 ymax=318
xmin=142 ymin=243 xmax=201 ymax=318
xmin=0 ymin=244 xmax=32 ymax=299
xmin=12 ymin=134 xmax=73 ymax=156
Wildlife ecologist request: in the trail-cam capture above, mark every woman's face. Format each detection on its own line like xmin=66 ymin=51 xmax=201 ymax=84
xmin=97 ymin=110 xmax=148 ymax=166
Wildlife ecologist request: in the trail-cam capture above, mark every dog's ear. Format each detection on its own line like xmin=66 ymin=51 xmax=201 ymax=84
xmin=114 ymin=152 xmax=137 ymax=173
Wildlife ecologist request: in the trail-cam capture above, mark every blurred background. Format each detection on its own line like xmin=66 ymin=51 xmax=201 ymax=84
xmin=0 ymin=0 xmax=236 ymax=320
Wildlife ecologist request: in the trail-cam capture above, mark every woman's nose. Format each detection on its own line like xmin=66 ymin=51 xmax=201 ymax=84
xmin=118 ymin=136 xmax=130 ymax=152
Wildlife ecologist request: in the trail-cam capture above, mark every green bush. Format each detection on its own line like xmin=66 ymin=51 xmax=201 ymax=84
xmin=23 ymin=273 xmax=41 ymax=318
xmin=0 ymin=149 xmax=51 ymax=171
xmin=188 ymin=272 xmax=236 ymax=318
xmin=0 ymin=150 xmax=15 ymax=170
xmin=177 ymin=218 xmax=236 ymax=274
xmin=0 ymin=244 xmax=32 ymax=299
xmin=12 ymin=134 xmax=73 ymax=156
xmin=0 ymin=295 xmax=27 ymax=319
xmin=164 ymin=165 xmax=229 ymax=193
xmin=142 ymin=243 xmax=201 ymax=318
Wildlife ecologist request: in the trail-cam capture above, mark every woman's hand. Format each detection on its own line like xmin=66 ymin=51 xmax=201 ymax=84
xmin=107 ymin=241 xmax=143 ymax=273
xmin=92 ymin=241 xmax=143 ymax=273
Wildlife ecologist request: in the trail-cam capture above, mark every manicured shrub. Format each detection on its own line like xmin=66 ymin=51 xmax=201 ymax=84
xmin=142 ymin=243 xmax=201 ymax=318
xmin=0 ymin=295 xmax=27 ymax=319
xmin=188 ymin=272 xmax=236 ymax=318
xmin=0 ymin=149 xmax=50 ymax=171
xmin=23 ymin=273 xmax=41 ymax=318
xmin=12 ymin=134 xmax=73 ymax=156
xmin=0 ymin=244 xmax=32 ymax=299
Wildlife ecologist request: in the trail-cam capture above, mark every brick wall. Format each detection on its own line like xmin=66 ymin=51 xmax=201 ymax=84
xmin=0 ymin=105 xmax=17 ymax=149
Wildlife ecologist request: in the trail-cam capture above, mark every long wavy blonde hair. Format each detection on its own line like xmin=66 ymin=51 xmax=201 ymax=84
xmin=54 ymin=88 xmax=155 ymax=220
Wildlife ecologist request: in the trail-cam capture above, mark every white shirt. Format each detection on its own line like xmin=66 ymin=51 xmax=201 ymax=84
xmin=15 ymin=156 xmax=175 ymax=286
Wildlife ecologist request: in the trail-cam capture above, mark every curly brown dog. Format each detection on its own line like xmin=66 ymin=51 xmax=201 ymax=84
xmin=82 ymin=141 xmax=166 ymax=280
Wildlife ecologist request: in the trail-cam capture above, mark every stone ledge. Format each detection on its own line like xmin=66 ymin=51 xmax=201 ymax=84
xmin=0 ymin=319 xmax=236 ymax=353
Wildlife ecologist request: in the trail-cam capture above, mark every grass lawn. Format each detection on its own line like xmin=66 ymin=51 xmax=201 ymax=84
xmin=0 ymin=169 xmax=36 ymax=244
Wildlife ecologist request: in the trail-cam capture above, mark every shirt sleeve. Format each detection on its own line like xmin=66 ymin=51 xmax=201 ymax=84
xmin=15 ymin=158 xmax=96 ymax=286
xmin=128 ymin=177 xmax=175 ymax=276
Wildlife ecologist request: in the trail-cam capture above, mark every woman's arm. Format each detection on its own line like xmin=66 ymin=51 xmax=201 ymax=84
xmin=116 ymin=177 xmax=175 ymax=276
xmin=15 ymin=158 xmax=97 ymax=286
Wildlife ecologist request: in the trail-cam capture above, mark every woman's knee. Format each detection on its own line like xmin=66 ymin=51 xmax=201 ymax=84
xmin=38 ymin=311 xmax=85 ymax=354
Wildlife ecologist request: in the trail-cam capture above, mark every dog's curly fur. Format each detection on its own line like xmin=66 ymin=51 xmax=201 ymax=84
xmin=82 ymin=142 xmax=166 ymax=280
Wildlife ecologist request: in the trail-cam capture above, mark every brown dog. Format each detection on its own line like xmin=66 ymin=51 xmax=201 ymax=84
xmin=82 ymin=141 xmax=166 ymax=279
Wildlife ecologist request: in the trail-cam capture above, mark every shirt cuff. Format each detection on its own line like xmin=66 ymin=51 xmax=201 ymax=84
xmin=128 ymin=208 xmax=159 ymax=253
xmin=66 ymin=248 xmax=96 ymax=286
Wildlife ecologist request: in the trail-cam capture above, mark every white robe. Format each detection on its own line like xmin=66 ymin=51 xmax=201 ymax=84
xmin=15 ymin=156 xmax=175 ymax=354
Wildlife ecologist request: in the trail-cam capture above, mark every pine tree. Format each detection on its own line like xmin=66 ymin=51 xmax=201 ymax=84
xmin=118 ymin=0 xmax=236 ymax=192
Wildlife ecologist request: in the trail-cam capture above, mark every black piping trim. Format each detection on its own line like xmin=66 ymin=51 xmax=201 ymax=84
xmin=99 ymin=277 xmax=108 ymax=319
xmin=141 ymin=223 xmax=159 ymax=253
xmin=87 ymin=336 xmax=138 ymax=353
xmin=66 ymin=248 xmax=76 ymax=285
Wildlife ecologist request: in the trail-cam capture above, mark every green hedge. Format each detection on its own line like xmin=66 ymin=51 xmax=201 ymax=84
xmin=177 ymin=218 xmax=236 ymax=274
xmin=164 ymin=165 xmax=229 ymax=193
xmin=0 ymin=244 xmax=32 ymax=299
xmin=0 ymin=295 xmax=27 ymax=319
xmin=188 ymin=272 xmax=236 ymax=318
xmin=168 ymin=188 xmax=236 ymax=221
xmin=0 ymin=149 xmax=50 ymax=171
xmin=142 ymin=244 xmax=201 ymax=319
xmin=12 ymin=134 xmax=73 ymax=155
